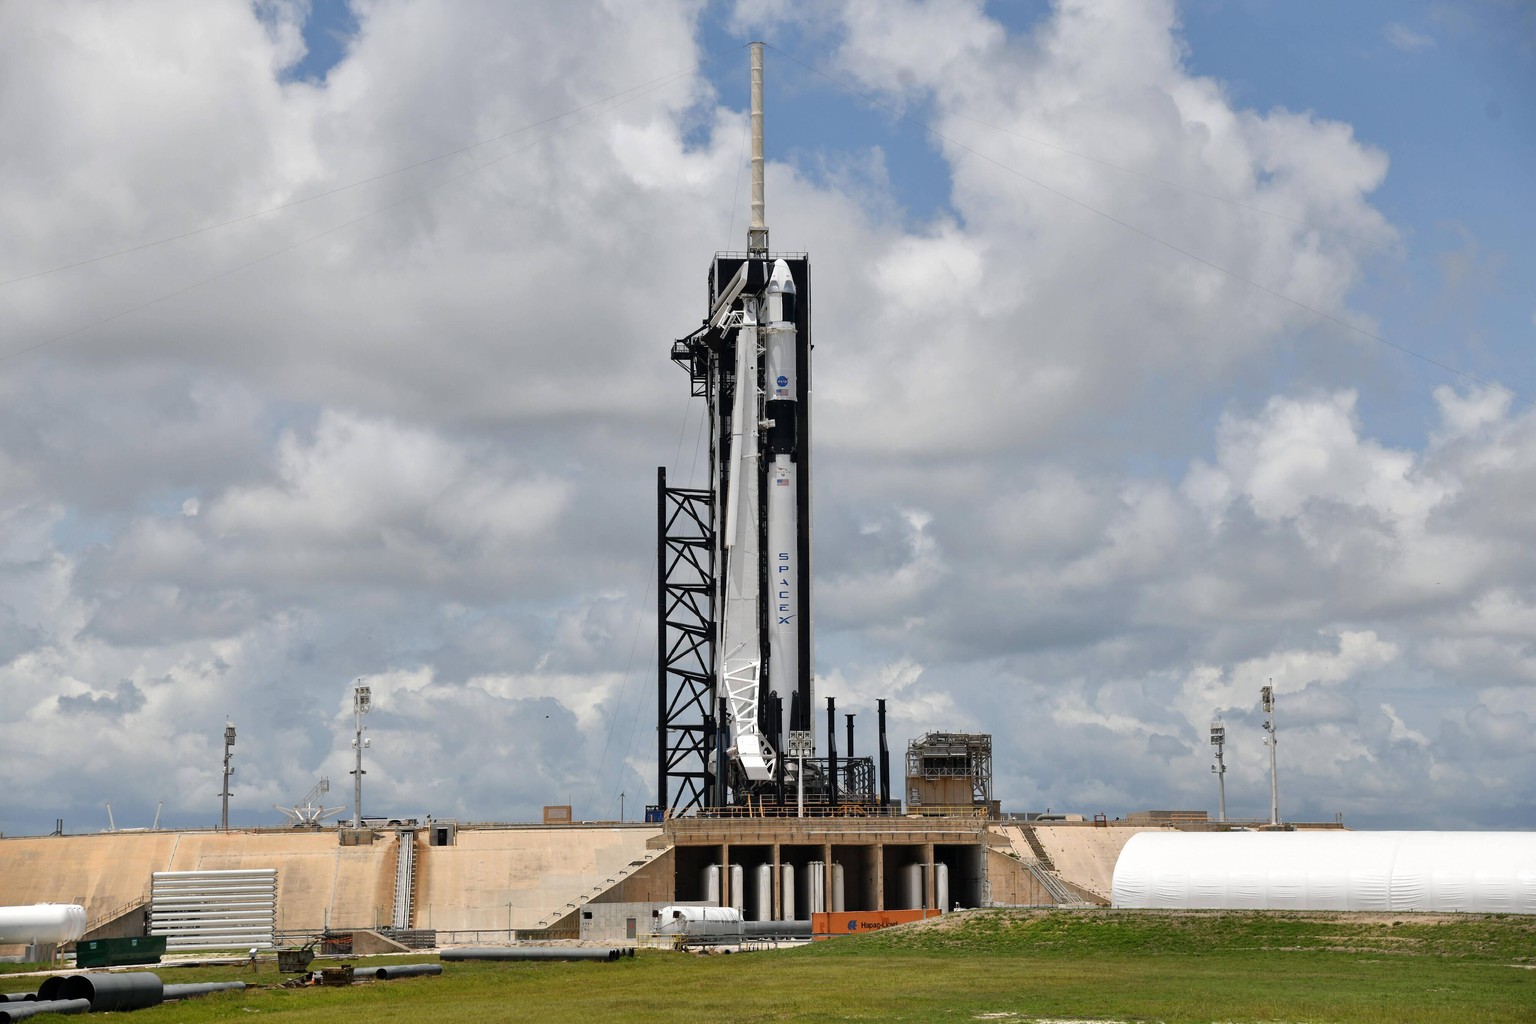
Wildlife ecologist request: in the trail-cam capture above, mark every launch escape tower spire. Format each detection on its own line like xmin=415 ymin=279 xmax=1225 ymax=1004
xmin=657 ymin=44 xmax=874 ymax=815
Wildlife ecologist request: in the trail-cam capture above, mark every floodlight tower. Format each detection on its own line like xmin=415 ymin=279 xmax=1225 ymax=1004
xmin=1261 ymin=683 xmax=1278 ymax=826
xmin=350 ymin=684 xmax=371 ymax=828
xmin=220 ymin=721 xmax=236 ymax=830
xmin=1209 ymin=717 xmax=1227 ymax=823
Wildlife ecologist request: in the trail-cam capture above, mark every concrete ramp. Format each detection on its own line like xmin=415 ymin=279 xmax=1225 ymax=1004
xmin=0 ymin=825 xmax=664 ymax=944
xmin=412 ymin=826 xmax=661 ymax=932
xmin=1022 ymin=824 xmax=1177 ymax=900
xmin=0 ymin=830 xmax=397 ymax=938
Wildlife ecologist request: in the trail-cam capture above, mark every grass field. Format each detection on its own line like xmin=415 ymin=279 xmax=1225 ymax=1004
xmin=14 ymin=909 xmax=1536 ymax=1023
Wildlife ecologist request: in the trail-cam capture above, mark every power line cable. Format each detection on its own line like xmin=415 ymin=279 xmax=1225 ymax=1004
xmin=725 ymin=115 xmax=750 ymax=250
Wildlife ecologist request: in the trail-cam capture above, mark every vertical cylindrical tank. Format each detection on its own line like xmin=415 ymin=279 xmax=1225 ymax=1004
xmin=806 ymin=860 xmax=825 ymax=914
xmin=901 ymin=863 xmax=923 ymax=909
xmin=753 ymin=864 xmax=772 ymax=922
xmin=702 ymin=865 xmax=721 ymax=906
xmin=780 ymin=863 xmax=795 ymax=921
xmin=936 ymin=862 xmax=950 ymax=913
xmin=729 ymin=864 xmax=744 ymax=914
xmin=830 ymin=863 xmax=845 ymax=913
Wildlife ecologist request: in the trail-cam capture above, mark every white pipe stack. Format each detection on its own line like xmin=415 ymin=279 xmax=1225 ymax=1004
xmin=149 ymin=870 xmax=276 ymax=951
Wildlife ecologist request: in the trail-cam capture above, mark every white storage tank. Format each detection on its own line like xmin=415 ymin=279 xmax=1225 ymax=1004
xmin=752 ymin=864 xmax=773 ymax=921
xmin=806 ymin=860 xmax=825 ymax=914
xmin=729 ymin=864 xmax=745 ymax=914
xmin=701 ymin=865 xmax=720 ymax=905
xmin=901 ymin=863 xmax=923 ymax=909
xmin=0 ymin=904 xmax=87 ymax=945
xmin=936 ymin=862 xmax=950 ymax=913
xmin=780 ymin=864 xmax=795 ymax=921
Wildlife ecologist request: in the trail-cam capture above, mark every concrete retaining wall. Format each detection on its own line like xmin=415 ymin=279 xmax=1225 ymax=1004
xmin=0 ymin=825 xmax=661 ymax=947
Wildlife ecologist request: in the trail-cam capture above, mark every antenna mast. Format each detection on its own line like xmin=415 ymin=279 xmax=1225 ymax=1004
xmin=351 ymin=684 xmax=371 ymax=828
xmin=747 ymin=42 xmax=768 ymax=254
xmin=1261 ymin=683 xmax=1278 ymax=826
xmin=1209 ymin=716 xmax=1227 ymax=823
xmin=220 ymin=721 xmax=236 ymax=830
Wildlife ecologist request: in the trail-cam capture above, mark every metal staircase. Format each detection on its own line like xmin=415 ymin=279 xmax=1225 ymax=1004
xmin=1001 ymin=825 xmax=1088 ymax=907
xmin=534 ymin=849 xmax=666 ymax=929
xmin=391 ymin=829 xmax=418 ymax=930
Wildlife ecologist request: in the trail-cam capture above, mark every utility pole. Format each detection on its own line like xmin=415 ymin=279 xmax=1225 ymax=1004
xmin=220 ymin=721 xmax=236 ymax=830
xmin=1261 ymin=683 xmax=1278 ymax=826
xmin=351 ymin=684 xmax=371 ymax=828
xmin=1209 ymin=717 xmax=1227 ymax=823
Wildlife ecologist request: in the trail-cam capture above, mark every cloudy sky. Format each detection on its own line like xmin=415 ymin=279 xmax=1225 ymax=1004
xmin=0 ymin=0 xmax=1531 ymax=836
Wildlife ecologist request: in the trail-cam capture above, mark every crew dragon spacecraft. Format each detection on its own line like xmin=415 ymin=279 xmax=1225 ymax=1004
xmin=657 ymin=44 xmax=821 ymax=811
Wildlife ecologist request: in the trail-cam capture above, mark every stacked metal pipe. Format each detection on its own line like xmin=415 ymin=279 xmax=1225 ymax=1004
xmin=15 ymin=972 xmax=247 ymax=1018
xmin=441 ymin=947 xmax=631 ymax=962
xmin=0 ymin=1000 xmax=91 ymax=1023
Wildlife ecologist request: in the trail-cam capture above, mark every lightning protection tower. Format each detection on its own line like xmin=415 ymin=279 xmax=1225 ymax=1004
xmin=219 ymin=721 xmax=236 ymax=830
xmin=1261 ymin=683 xmax=1278 ymax=826
xmin=351 ymin=684 xmax=371 ymax=828
xmin=1209 ymin=717 xmax=1227 ymax=823
xmin=658 ymin=43 xmax=814 ymax=814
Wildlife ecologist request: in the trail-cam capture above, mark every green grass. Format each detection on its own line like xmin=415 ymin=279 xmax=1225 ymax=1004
xmin=0 ymin=963 xmax=46 ymax=976
xmin=19 ymin=910 xmax=1536 ymax=1023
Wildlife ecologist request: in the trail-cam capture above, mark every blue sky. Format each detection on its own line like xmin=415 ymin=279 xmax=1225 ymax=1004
xmin=1 ymin=0 xmax=1533 ymax=835
xmin=283 ymin=0 xmax=1533 ymax=433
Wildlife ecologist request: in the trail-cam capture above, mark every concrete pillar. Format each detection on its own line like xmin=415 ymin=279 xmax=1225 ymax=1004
xmin=823 ymin=842 xmax=833 ymax=916
xmin=924 ymin=841 xmax=936 ymax=911
xmin=874 ymin=841 xmax=885 ymax=911
xmin=772 ymin=843 xmax=781 ymax=921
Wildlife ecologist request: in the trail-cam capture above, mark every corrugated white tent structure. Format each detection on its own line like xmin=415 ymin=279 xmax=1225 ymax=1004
xmin=1111 ymin=832 xmax=1536 ymax=913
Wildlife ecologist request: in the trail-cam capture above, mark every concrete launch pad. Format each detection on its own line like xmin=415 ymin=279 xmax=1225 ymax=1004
xmin=0 ymin=818 xmax=1171 ymax=954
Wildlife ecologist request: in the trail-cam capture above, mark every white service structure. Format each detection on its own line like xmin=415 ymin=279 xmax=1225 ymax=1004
xmin=1111 ymin=831 xmax=1536 ymax=913
xmin=654 ymin=905 xmax=743 ymax=937
xmin=0 ymin=904 xmax=87 ymax=945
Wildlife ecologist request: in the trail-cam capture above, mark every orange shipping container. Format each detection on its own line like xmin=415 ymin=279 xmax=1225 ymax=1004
xmin=812 ymin=909 xmax=941 ymax=939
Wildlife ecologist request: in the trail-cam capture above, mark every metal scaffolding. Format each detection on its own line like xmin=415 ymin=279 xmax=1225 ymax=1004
xmin=656 ymin=469 xmax=716 ymax=814
xmin=905 ymin=732 xmax=993 ymax=810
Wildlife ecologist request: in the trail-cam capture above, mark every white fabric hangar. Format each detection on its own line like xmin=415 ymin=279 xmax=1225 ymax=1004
xmin=1111 ymin=831 xmax=1536 ymax=913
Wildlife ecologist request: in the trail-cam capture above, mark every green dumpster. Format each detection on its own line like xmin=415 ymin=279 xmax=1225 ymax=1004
xmin=75 ymin=935 xmax=167 ymax=968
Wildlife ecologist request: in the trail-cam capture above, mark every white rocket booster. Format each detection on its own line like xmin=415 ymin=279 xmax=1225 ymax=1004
xmin=763 ymin=260 xmax=799 ymax=700
xmin=717 ymin=260 xmax=799 ymax=784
